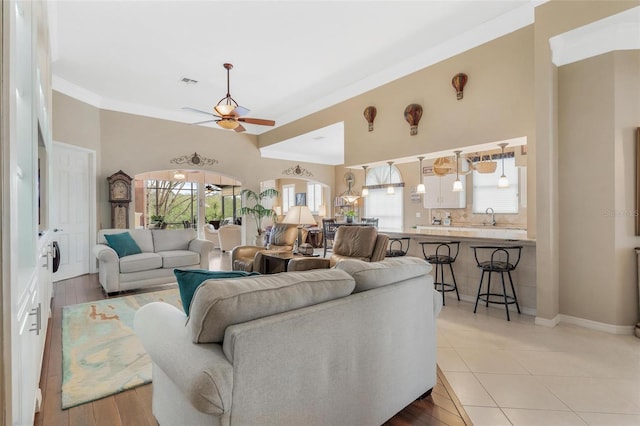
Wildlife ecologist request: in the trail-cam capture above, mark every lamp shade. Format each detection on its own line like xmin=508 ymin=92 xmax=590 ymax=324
xmin=217 ymin=118 xmax=239 ymax=130
xmin=282 ymin=205 xmax=317 ymax=226
xmin=498 ymin=175 xmax=509 ymax=188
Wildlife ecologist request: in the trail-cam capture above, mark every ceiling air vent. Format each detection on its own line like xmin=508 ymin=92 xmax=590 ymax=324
xmin=180 ymin=77 xmax=198 ymax=85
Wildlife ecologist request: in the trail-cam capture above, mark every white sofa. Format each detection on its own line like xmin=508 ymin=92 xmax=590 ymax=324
xmin=134 ymin=257 xmax=441 ymax=425
xmin=93 ymin=228 xmax=213 ymax=294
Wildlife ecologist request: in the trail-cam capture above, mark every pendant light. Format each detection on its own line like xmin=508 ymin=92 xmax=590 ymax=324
xmin=497 ymin=143 xmax=509 ymax=188
xmin=387 ymin=162 xmax=395 ymax=195
xmin=416 ymin=157 xmax=425 ymax=194
xmin=361 ymin=165 xmax=369 ymax=197
xmin=452 ymin=151 xmax=463 ymax=192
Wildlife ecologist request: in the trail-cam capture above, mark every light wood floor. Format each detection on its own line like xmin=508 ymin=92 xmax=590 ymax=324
xmin=34 ymin=273 xmax=471 ymax=426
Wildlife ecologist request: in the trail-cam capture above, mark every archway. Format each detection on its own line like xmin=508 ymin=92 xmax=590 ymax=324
xmin=133 ymin=169 xmax=242 ymax=237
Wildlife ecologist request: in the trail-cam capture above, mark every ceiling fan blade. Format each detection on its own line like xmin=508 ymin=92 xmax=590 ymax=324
xmin=238 ymin=117 xmax=275 ymax=126
xmin=232 ymin=105 xmax=250 ymax=117
xmin=181 ymin=106 xmax=218 ymax=117
xmin=234 ymin=124 xmax=246 ymax=133
xmin=191 ymin=119 xmax=218 ymax=125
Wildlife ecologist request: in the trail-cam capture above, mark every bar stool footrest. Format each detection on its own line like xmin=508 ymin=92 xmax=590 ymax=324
xmin=476 ymin=293 xmax=518 ymax=306
xmin=436 ymin=283 xmax=458 ymax=293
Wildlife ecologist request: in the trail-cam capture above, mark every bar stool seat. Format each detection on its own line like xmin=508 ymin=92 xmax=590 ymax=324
xmin=471 ymin=245 xmax=522 ymax=321
xmin=419 ymin=241 xmax=460 ymax=305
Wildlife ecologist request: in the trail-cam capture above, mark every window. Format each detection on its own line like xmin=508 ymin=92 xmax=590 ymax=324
xmin=363 ymin=165 xmax=403 ymax=231
xmin=472 ymin=156 xmax=519 ymax=213
xmin=282 ymin=184 xmax=295 ymax=214
xmin=145 ymin=180 xmax=197 ymax=228
xmin=307 ymin=183 xmax=323 ymax=214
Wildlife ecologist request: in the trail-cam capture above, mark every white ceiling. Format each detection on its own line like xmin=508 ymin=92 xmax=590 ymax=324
xmin=50 ymin=0 xmax=540 ymax=165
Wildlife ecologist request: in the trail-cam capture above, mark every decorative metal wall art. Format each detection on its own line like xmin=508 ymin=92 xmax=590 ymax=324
xmin=451 ymin=73 xmax=468 ymax=100
xmin=403 ymin=104 xmax=423 ymax=136
xmin=363 ymin=106 xmax=377 ymax=132
xmin=282 ymin=164 xmax=313 ymax=177
xmin=170 ymin=152 xmax=218 ymax=166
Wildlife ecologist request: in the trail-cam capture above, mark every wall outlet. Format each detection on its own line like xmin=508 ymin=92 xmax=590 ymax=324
xmin=415 ymin=212 xmax=421 ymax=218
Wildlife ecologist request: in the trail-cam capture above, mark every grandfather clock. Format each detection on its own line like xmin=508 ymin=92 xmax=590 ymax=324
xmin=107 ymin=170 xmax=132 ymax=229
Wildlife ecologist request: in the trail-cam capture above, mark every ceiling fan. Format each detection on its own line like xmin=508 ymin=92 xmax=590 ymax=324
xmin=183 ymin=63 xmax=275 ymax=132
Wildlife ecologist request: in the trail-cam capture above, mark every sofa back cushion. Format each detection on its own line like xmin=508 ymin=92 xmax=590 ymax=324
xmin=332 ymin=226 xmax=378 ymax=258
xmin=152 ymin=229 xmax=196 ymax=252
xmin=188 ymin=269 xmax=356 ymax=343
xmin=98 ymin=228 xmax=153 ymax=253
xmin=335 ymin=256 xmax=432 ymax=293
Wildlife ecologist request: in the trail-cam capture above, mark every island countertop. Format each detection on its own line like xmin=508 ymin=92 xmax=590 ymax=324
xmin=382 ymin=225 xmax=535 ymax=245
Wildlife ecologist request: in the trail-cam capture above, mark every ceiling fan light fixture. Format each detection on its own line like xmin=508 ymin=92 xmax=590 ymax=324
xmin=214 ymin=103 xmax=236 ymax=116
xmin=218 ymin=118 xmax=239 ymax=130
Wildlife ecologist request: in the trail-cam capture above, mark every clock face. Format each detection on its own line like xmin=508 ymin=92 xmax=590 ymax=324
xmin=111 ymin=181 xmax=129 ymax=200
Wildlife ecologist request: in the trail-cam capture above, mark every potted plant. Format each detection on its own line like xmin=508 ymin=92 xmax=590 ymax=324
xmin=150 ymin=214 xmax=165 ymax=228
xmin=238 ymin=188 xmax=279 ymax=244
xmin=345 ymin=210 xmax=356 ymax=223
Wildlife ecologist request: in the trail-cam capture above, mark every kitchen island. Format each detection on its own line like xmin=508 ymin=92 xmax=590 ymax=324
xmin=385 ymin=226 xmax=536 ymax=315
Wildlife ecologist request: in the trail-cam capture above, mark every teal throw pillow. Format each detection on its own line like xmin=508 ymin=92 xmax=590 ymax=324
xmin=174 ymin=269 xmax=260 ymax=315
xmin=104 ymin=232 xmax=142 ymax=258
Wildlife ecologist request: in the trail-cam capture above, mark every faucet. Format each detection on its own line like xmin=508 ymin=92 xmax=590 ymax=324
xmin=485 ymin=207 xmax=496 ymax=226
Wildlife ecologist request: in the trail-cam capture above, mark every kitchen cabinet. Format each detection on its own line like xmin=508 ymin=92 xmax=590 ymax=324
xmin=423 ymin=174 xmax=466 ymax=209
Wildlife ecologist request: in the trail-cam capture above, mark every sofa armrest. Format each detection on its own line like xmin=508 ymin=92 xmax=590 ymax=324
xmin=93 ymin=244 xmax=120 ymax=292
xmin=370 ymin=234 xmax=390 ymax=262
xmin=93 ymin=243 xmax=118 ymax=263
xmin=134 ymin=302 xmax=233 ymax=416
xmin=189 ymin=238 xmax=214 ymax=268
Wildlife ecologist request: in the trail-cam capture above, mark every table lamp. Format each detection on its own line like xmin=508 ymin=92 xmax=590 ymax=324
xmin=282 ymin=205 xmax=317 ymax=254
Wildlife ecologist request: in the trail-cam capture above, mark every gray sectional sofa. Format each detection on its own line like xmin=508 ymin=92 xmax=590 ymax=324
xmin=134 ymin=256 xmax=442 ymax=425
xmin=93 ymin=228 xmax=213 ymax=294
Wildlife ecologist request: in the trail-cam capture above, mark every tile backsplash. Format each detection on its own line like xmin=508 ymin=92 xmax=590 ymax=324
xmin=428 ymin=206 xmax=527 ymax=228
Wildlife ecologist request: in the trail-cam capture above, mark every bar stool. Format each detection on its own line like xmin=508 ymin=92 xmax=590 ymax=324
xmin=419 ymin=241 xmax=460 ymax=305
xmin=386 ymin=237 xmax=410 ymax=257
xmin=471 ymin=245 xmax=522 ymax=321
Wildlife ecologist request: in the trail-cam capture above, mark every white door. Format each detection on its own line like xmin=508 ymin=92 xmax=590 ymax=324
xmin=51 ymin=143 xmax=94 ymax=281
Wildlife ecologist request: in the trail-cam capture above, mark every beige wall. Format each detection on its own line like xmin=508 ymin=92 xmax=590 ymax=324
xmin=262 ymin=26 xmax=536 ymax=232
xmin=559 ymin=50 xmax=640 ymax=326
xmin=52 ymin=93 xmax=335 ymax=239
xmin=534 ymin=0 xmax=639 ymax=324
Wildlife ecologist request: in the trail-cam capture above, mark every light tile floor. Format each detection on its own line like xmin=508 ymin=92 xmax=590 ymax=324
xmin=437 ymin=298 xmax=640 ymax=426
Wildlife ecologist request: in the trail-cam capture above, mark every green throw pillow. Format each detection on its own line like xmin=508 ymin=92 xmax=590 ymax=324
xmin=104 ymin=232 xmax=142 ymax=258
xmin=174 ymin=269 xmax=260 ymax=315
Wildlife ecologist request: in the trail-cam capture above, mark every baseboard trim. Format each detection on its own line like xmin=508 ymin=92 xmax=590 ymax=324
xmin=558 ymin=314 xmax=636 ymax=335
xmin=535 ymin=314 xmax=560 ymax=328
xmin=446 ymin=294 xmax=636 ymax=335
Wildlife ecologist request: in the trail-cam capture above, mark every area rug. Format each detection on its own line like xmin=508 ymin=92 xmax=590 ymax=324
xmin=61 ymin=288 xmax=182 ymax=409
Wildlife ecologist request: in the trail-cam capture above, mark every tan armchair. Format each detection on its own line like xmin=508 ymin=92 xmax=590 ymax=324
xmin=329 ymin=225 xmax=389 ymax=267
xmin=231 ymin=223 xmax=298 ymax=273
